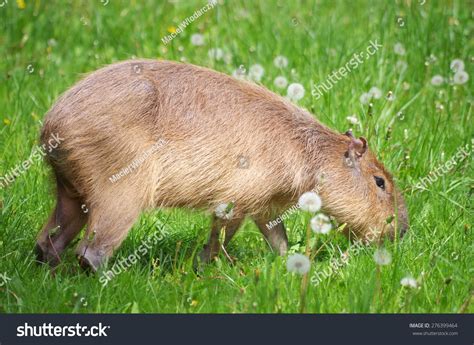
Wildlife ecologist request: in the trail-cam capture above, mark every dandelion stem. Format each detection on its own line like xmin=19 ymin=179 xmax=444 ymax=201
xmin=299 ymin=220 xmax=312 ymax=313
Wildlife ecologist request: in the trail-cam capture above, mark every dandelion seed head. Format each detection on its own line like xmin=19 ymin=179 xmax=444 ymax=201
xmin=208 ymin=48 xmax=224 ymax=60
xmin=286 ymin=253 xmax=311 ymax=275
xmin=287 ymin=83 xmax=305 ymax=101
xmin=274 ymin=76 xmax=288 ymax=89
xmin=298 ymin=192 xmax=322 ymax=213
xmin=453 ymin=70 xmax=469 ymax=85
xmin=346 ymin=115 xmax=359 ymax=125
xmin=430 ymin=75 xmax=444 ymax=86
xmin=373 ymin=248 xmax=392 ymax=266
xmin=395 ymin=60 xmax=408 ymax=73
xmin=190 ymin=33 xmax=205 ymax=46
xmin=450 ymin=59 xmax=465 ymax=73
xmin=360 ymin=93 xmax=370 ymax=104
xmin=400 ymin=276 xmax=418 ymax=288
xmin=369 ymin=86 xmax=382 ymax=99
xmin=273 ymin=55 xmax=289 ymax=68
xmin=249 ymin=64 xmax=265 ymax=81
xmin=394 ymin=42 xmax=406 ymax=56
xmin=310 ymin=214 xmax=332 ymax=234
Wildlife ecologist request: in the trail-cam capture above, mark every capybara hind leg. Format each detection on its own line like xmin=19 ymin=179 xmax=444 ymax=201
xmin=36 ymin=185 xmax=86 ymax=267
xmin=75 ymin=203 xmax=141 ymax=272
xmin=198 ymin=216 xmax=243 ymax=263
xmin=253 ymin=218 xmax=288 ymax=255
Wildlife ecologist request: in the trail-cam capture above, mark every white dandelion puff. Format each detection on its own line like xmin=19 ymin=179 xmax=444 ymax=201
xmin=190 ymin=33 xmax=204 ymax=46
xmin=249 ymin=64 xmax=265 ymax=81
xmin=369 ymin=86 xmax=382 ymax=99
xmin=223 ymin=52 xmax=233 ymax=64
xmin=394 ymin=42 xmax=406 ymax=56
xmin=208 ymin=48 xmax=224 ymax=61
xmin=274 ymin=55 xmax=289 ymax=68
xmin=430 ymin=75 xmax=444 ymax=86
xmin=215 ymin=202 xmax=234 ymax=220
xmin=310 ymin=214 xmax=332 ymax=234
xmin=453 ymin=70 xmax=469 ymax=85
xmin=346 ymin=115 xmax=359 ymax=125
xmin=400 ymin=276 xmax=418 ymax=288
xmin=287 ymin=83 xmax=305 ymax=101
xmin=274 ymin=76 xmax=288 ymax=89
xmin=359 ymin=92 xmax=370 ymax=104
xmin=373 ymin=248 xmax=392 ymax=266
xmin=450 ymin=59 xmax=465 ymax=73
xmin=286 ymin=253 xmax=311 ymax=275
xmin=395 ymin=61 xmax=408 ymax=73
xmin=298 ymin=192 xmax=322 ymax=213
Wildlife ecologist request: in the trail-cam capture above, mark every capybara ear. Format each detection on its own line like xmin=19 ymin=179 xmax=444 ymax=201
xmin=344 ymin=130 xmax=367 ymax=167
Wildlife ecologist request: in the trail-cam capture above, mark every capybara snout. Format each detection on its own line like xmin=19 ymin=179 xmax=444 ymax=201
xmin=36 ymin=59 xmax=408 ymax=271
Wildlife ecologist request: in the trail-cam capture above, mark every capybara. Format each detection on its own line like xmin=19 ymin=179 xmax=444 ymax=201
xmin=36 ymin=59 xmax=409 ymax=271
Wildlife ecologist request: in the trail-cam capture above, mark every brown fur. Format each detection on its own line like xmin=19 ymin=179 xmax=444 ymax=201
xmin=36 ymin=59 xmax=408 ymax=270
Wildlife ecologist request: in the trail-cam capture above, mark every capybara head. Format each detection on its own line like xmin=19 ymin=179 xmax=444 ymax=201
xmin=319 ymin=130 xmax=409 ymax=242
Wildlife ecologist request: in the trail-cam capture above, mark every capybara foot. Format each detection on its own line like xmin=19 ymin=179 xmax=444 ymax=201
xmin=34 ymin=242 xmax=61 ymax=267
xmin=77 ymin=247 xmax=106 ymax=272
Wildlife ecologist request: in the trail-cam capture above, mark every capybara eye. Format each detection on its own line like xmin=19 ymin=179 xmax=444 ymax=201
xmin=374 ymin=176 xmax=385 ymax=190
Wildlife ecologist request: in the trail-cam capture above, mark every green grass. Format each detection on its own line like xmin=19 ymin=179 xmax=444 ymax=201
xmin=0 ymin=0 xmax=472 ymax=313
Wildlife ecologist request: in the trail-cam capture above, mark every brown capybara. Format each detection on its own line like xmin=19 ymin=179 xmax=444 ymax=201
xmin=36 ymin=59 xmax=409 ymax=271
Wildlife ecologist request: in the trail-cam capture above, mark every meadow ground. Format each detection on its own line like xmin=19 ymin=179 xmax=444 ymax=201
xmin=0 ymin=0 xmax=472 ymax=313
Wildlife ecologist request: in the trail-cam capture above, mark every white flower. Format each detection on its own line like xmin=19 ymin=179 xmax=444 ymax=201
xmin=274 ymin=76 xmax=288 ymax=89
xmin=450 ymin=59 xmax=465 ymax=73
xmin=298 ymin=192 xmax=322 ymax=213
xmin=223 ymin=52 xmax=233 ymax=64
xmin=190 ymin=33 xmax=204 ymax=46
xmin=310 ymin=214 xmax=332 ymax=234
xmin=453 ymin=70 xmax=469 ymax=85
xmin=394 ymin=42 xmax=406 ymax=56
xmin=274 ymin=55 xmax=288 ymax=68
xmin=286 ymin=253 xmax=311 ymax=275
xmin=400 ymin=276 xmax=418 ymax=288
xmin=208 ymin=48 xmax=224 ymax=61
xmin=369 ymin=86 xmax=382 ymax=99
xmin=359 ymin=92 xmax=370 ymax=104
xmin=287 ymin=83 xmax=305 ymax=101
xmin=430 ymin=75 xmax=444 ymax=86
xmin=373 ymin=248 xmax=392 ymax=266
xmin=215 ymin=203 xmax=234 ymax=220
xmin=395 ymin=61 xmax=407 ymax=73
xmin=346 ymin=115 xmax=359 ymax=125
xmin=248 ymin=64 xmax=265 ymax=81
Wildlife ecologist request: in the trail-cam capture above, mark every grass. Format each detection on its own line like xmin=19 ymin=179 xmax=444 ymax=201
xmin=0 ymin=0 xmax=472 ymax=313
